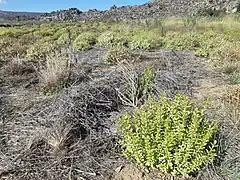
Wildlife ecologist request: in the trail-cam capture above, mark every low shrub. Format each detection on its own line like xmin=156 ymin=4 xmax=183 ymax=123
xmin=0 ymin=34 xmax=36 ymax=59
xmin=163 ymin=32 xmax=200 ymax=51
xmin=118 ymin=94 xmax=219 ymax=176
xmin=105 ymin=46 xmax=133 ymax=64
xmin=26 ymin=40 xmax=58 ymax=60
xmin=215 ymin=42 xmax=240 ymax=73
xmin=222 ymin=86 xmax=240 ymax=108
xmin=72 ymin=31 xmax=97 ymax=51
xmin=197 ymin=8 xmax=226 ymax=17
xmin=129 ymin=29 xmax=163 ymax=50
xmin=97 ymin=31 xmax=128 ymax=48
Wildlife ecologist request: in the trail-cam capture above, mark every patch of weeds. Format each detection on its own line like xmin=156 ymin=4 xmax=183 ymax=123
xmin=222 ymin=86 xmax=240 ymax=108
xmin=39 ymin=50 xmax=70 ymax=95
xmin=163 ymin=32 xmax=200 ymax=51
xmin=97 ymin=31 xmax=128 ymax=48
xmin=0 ymin=34 xmax=36 ymax=59
xmin=143 ymin=19 xmax=166 ymax=36
xmin=184 ymin=16 xmax=198 ymax=31
xmin=72 ymin=31 xmax=98 ymax=51
xmin=105 ymin=46 xmax=134 ymax=64
xmin=129 ymin=29 xmax=163 ymax=50
xmin=215 ymin=42 xmax=240 ymax=72
xmin=118 ymin=94 xmax=219 ymax=176
xmin=26 ymin=40 xmax=58 ymax=60
xmin=118 ymin=66 xmax=156 ymax=107
xmin=34 ymin=25 xmax=59 ymax=38
xmin=56 ymin=31 xmax=71 ymax=46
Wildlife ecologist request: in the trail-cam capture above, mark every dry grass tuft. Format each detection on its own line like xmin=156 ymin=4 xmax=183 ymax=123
xmin=222 ymin=85 xmax=240 ymax=108
xmin=39 ymin=50 xmax=71 ymax=95
xmin=46 ymin=122 xmax=73 ymax=156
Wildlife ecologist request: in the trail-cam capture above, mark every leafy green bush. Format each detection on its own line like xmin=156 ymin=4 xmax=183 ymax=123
xmin=72 ymin=31 xmax=97 ymax=51
xmin=129 ymin=29 xmax=163 ymax=50
xmin=97 ymin=31 xmax=127 ymax=48
xmin=163 ymin=32 xmax=200 ymax=51
xmin=118 ymin=94 xmax=219 ymax=176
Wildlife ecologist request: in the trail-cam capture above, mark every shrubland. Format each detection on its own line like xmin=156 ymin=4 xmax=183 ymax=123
xmin=1 ymin=13 xmax=240 ymax=180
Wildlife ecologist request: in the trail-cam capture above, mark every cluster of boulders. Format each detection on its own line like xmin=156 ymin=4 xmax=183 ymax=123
xmin=203 ymin=0 xmax=240 ymax=13
xmin=40 ymin=0 xmax=240 ymax=21
xmin=1 ymin=0 xmax=239 ymax=22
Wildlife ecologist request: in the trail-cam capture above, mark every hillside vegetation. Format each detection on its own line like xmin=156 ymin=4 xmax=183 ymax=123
xmin=0 ymin=13 xmax=240 ymax=180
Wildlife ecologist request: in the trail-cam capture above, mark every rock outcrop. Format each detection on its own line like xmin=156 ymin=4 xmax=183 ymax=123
xmin=0 ymin=0 xmax=239 ymax=22
xmin=40 ymin=0 xmax=240 ymax=21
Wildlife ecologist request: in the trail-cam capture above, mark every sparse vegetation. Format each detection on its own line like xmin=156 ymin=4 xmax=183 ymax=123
xmin=1 ymin=11 xmax=240 ymax=180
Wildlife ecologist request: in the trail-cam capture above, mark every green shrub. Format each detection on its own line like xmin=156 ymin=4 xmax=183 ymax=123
xmin=118 ymin=94 xmax=219 ymax=176
xmin=72 ymin=32 xmax=97 ymax=51
xmin=97 ymin=31 xmax=127 ymax=48
xmin=163 ymin=32 xmax=200 ymax=51
xmin=129 ymin=29 xmax=163 ymax=50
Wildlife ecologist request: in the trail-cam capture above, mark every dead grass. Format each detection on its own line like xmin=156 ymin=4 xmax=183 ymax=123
xmin=39 ymin=49 xmax=71 ymax=94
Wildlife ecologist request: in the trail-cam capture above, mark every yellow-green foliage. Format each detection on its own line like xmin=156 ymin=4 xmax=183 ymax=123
xmin=0 ymin=27 xmax=29 ymax=37
xmin=72 ymin=31 xmax=97 ymax=51
xmin=0 ymin=15 xmax=240 ymax=73
xmin=56 ymin=32 xmax=71 ymax=45
xmin=97 ymin=31 xmax=127 ymax=47
xmin=52 ymin=28 xmax=70 ymax=40
xmin=215 ymin=42 xmax=240 ymax=73
xmin=118 ymin=94 xmax=219 ymax=176
xmin=34 ymin=24 xmax=59 ymax=38
xmin=105 ymin=46 xmax=133 ymax=64
xmin=129 ymin=29 xmax=163 ymax=50
xmin=163 ymin=32 xmax=200 ymax=51
xmin=26 ymin=40 xmax=58 ymax=60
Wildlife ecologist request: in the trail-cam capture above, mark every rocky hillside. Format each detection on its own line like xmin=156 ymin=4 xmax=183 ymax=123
xmin=40 ymin=0 xmax=240 ymax=21
xmin=0 ymin=0 xmax=239 ymax=22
